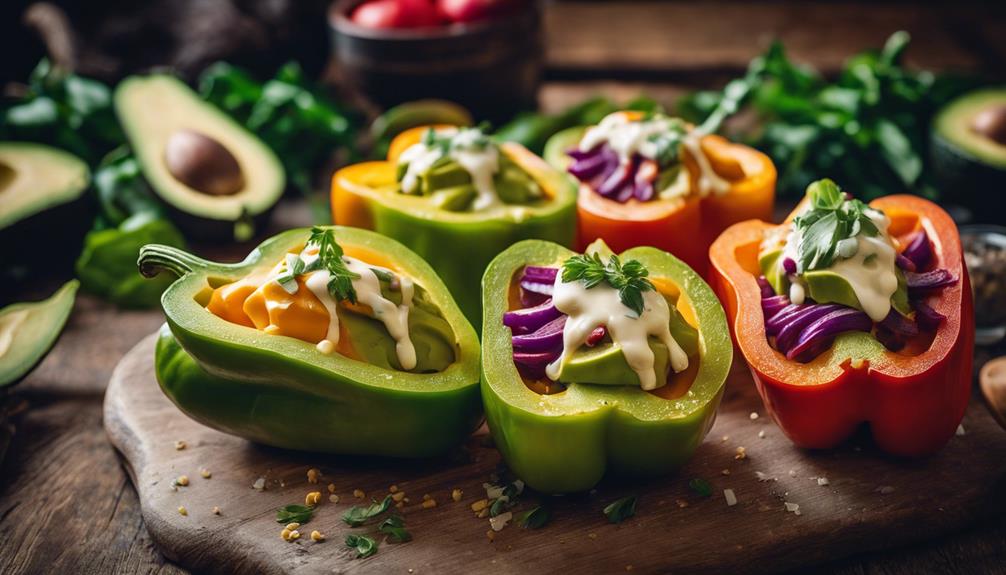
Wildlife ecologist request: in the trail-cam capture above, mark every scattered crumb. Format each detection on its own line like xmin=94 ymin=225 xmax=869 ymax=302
xmin=174 ymin=440 xmax=186 ymax=451
xmin=289 ymin=530 xmax=301 ymax=541
xmin=721 ymin=469 xmax=731 ymax=476
xmin=253 ymin=477 xmax=266 ymax=491
xmin=281 ymin=528 xmax=292 ymax=541
xmin=423 ymin=493 xmax=432 ymax=501
xmin=452 ymin=488 xmax=463 ymax=502
xmin=588 ymin=533 xmax=597 ymax=540
xmin=310 ymin=530 xmax=324 ymax=542
xmin=200 ymin=468 xmax=211 ymax=479
xmin=177 ymin=506 xmax=188 ymax=516
xmin=876 ymin=485 xmax=895 ymax=495
xmin=305 ymin=491 xmax=322 ymax=506
xmin=784 ymin=502 xmax=801 ymax=515
xmin=212 ymin=506 xmax=221 ymax=515
xmin=749 ymin=412 xmax=759 ymax=420
xmin=477 ymin=508 xmax=488 ymax=518
xmin=788 ymin=470 xmax=797 ymax=478
xmin=392 ymin=491 xmax=406 ymax=502
xmin=329 ymin=494 xmax=340 ymax=504
xmin=390 ymin=484 xmax=399 ymax=493
xmin=353 ymin=489 xmax=365 ymax=499
xmin=721 ymin=435 xmax=729 ymax=442
xmin=471 ymin=499 xmax=489 ymax=512
xmin=735 ymin=446 xmax=747 ymax=460
xmin=175 ymin=475 xmax=189 ymax=487
xmin=755 ymin=471 xmax=775 ymax=482
xmin=724 ymin=489 xmax=737 ymax=507
xmin=956 ymin=424 xmax=966 ymax=436
xmin=486 ymin=530 xmax=495 ymax=542
xmin=307 ymin=468 xmax=320 ymax=484
xmin=817 ymin=477 xmax=830 ymax=486
xmin=286 ymin=522 xmax=300 ymax=530
xmin=422 ymin=498 xmax=437 ymax=509
xmin=676 ymin=499 xmax=689 ymax=508
xmin=758 ymin=430 xmax=766 ymax=439
xmin=489 ymin=511 xmax=511 ymax=531
xmin=327 ymin=483 xmax=336 ymax=494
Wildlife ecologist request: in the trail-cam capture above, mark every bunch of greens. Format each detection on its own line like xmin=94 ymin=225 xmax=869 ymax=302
xmin=679 ymin=31 xmax=982 ymax=200
xmin=199 ymin=61 xmax=357 ymax=195
xmin=0 ymin=59 xmax=123 ymax=165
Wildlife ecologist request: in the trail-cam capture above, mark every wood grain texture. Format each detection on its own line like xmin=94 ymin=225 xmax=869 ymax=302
xmin=104 ymin=334 xmax=1006 ymax=574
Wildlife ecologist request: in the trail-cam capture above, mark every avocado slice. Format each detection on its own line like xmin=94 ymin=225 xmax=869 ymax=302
xmin=931 ymin=88 xmax=1006 ymax=223
xmin=0 ymin=280 xmax=78 ymax=387
xmin=758 ymin=248 xmax=787 ymax=296
xmin=804 ymin=268 xmax=911 ymax=316
xmin=0 ymin=143 xmax=91 ymax=283
xmin=114 ymin=75 xmax=285 ymax=241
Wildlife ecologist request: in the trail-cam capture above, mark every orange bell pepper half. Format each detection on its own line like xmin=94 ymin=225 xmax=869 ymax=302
xmin=709 ymin=194 xmax=974 ymax=456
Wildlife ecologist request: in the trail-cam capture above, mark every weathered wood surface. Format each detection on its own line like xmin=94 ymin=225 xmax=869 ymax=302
xmin=102 ymin=334 xmax=1006 ymax=574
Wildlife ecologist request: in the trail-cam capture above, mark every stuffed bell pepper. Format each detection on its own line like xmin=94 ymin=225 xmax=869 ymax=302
xmin=709 ymin=179 xmax=973 ymax=456
xmin=481 ymin=238 xmax=731 ymax=494
xmin=543 ymin=111 xmax=776 ymax=275
xmin=138 ymin=226 xmax=482 ymax=457
xmin=331 ymin=124 xmax=577 ymax=330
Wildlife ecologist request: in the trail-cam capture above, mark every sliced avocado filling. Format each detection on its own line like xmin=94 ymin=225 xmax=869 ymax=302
xmin=759 ymin=249 xmax=788 ymax=296
xmin=397 ymin=152 xmax=543 ymax=211
xmin=554 ymin=298 xmax=699 ymax=388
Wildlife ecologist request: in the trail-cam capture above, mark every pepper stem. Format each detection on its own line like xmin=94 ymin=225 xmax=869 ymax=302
xmin=138 ymin=244 xmax=211 ymax=279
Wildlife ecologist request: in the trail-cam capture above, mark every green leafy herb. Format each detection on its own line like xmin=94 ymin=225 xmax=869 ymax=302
xmin=307 ymin=227 xmax=361 ymax=303
xmin=378 ymin=516 xmax=412 ymax=542
xmin=342 ymin=495 xmax=393 ymax=527
xmin=562 ymin=253 xmax=655 ymax=317
xmin=792 ymin=179 xmax=879 ymax=272
xmin=345 ymin=534 xmax=378 ymax=558
xmin=517 ymin=506 xmax=551 ymax=529
xmin=678 ymin=31 xmax=983 ymax=200
xmin=274 ymin=253 xmax=307 ymax=294
xmin=603 ymin=496 xmax=638 ymax=524
xmin=369 ymin=267 xmax=395 ymax=283
xmin=276 ymin=504 xmax=314 ymax=524
xmin=688 ymin=478 xmax=713 ymax=497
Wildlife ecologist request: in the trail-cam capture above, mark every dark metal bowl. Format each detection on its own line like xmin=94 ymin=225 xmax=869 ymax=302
xmin=328 ymin=0 xmax=543 ymax=123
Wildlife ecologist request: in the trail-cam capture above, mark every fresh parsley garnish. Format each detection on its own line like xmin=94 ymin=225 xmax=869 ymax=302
xmin=345 ymin=534 xmax=378 ymax=558
xmin=378 ymin=516 xmax=412 ymax=542
xmin=562 ymin=253 xmax=655 ymax=317
xmin=307 ymin=227 xmax=361 ymax=303
xmin=342 ymin=495 xmax=394 ymax=527
xmin=603 ymin=495 xmax=638 ymax=524
xmin=688 ymin=477 xmax=713 ymax=497
xmin=792 ymin=179 xmax=879 ymax=273
xmin=645 ymin=116 xmax=689 ymax=167
xmin=276 ymin=504 xmax=314 ymax=524
xmin=517 ymin=506 xmax=551 ymax=529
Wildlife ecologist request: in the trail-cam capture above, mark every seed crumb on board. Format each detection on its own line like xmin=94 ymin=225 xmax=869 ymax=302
xmin=200 ymin=468 xmax=211 ymax=479
xmin=816 ymin=477 xmax=830 ymax=486
xmin=329 ymin=494 xmax=340 ymax=504
xmin=956 ymin=424 xmax=966 ymax=436
xmin=758 ymin=430 xmax=766 ymax=439
xmin=311 ymin=530 xmax=324 ymax=542
xmin=305 ymin=491 xmax=321 ymax=506
xmin=253 ymin=477 xmax=266 ymax=490
xmin=721 ymin=469 xmax=731 ymax=476
xmin=452 ymin=488 xmax=463 ymax=502
xmin=724 ymin=489 xmax=737 ymax=506
xmin=174 ymin=475 xmax=189 ymax=487
xmin=327 ymin=483 xmax=336 ymax=494
xmin=212 ymin=506 xmax=221 ymax=515
xmin=174 ymin=440 xmax=186 ymax=450
xmin=307 ymin=468 xmax=320 ymax=484
xmin=353 ymin=489 xmax=365 ymax=499
xmin=177 ymin=506 xmax=187 ymax=516
xmin=749 ymin=412 xmax=759 ymax=420
xmin=735 ymin=446 xmax=747 ymax=460
xmin=784 ymin=502 xmax=801 ymax=515
xmin=877 ymin=485 xmax=895 ymax=494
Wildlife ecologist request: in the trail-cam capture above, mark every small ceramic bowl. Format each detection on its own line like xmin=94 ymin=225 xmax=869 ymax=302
xmin=328 ymin=0 xmax=543 ymax=123
xmin=961 ymin=224 xmax=1006 ymax=345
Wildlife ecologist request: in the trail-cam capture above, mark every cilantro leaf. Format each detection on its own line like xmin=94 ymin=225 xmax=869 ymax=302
xmin=345 ymin=534 xmax=378 ymax=558
xmin=561 ymin=253 xmax=655 ymax=316
xmin=603 ymin=495 xmax=637 ymax=524
xmin=307 ymin=227 xmax=361 ymax=303
xmin=517 ymin=506 xmax=551 ymax=529
xmin=793 ymin=179 xmax=881 ymax=273
xmin=378 ymin=516 xmax=412 ymax=542
xmin=342 ymin=495 xmax=393 ymax=527
xmin=688 ymin=478 xmax=713 ymax=497
xmin=276 ymin=504 xmax=314 ymax=524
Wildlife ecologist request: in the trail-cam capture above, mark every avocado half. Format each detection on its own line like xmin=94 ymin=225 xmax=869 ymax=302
xmin=931 ymin=88 xmax=1006 ymax=223
xmin=0 ymin=143 xmax=92 ymax=286
xmin=114 ymin=75 xmax=285 ymax=241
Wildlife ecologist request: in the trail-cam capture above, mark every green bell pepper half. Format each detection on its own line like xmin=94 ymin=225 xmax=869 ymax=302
xmin=332 ymin=141 xmax=577 ymax=332
xmin=481 ymin=240 xmax=732 ymax=494
xmin=139 ymin=226 xmax=482 ymax=457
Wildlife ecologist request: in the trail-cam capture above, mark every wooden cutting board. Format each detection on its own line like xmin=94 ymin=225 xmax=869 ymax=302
xmin=104 ymin=333 xmax=1006 ymax=574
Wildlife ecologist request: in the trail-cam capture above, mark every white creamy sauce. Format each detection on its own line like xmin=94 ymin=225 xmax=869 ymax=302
xmin=545 ymin=258 xmax=689 ymax=391
xmin=398 ymin=127 xmax=501 ymax=212
xmin=276 ymin=246 xmax=417 ymax=370
xmin=577 ymin=112 xmax=732 ymax=198
xmin=0 ymin=310 xmax=29 ymax=358
xmin=777 ymin=208 xmax=898 ymax=322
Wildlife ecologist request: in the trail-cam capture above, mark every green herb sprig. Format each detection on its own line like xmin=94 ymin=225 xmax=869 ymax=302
xmin=345 ymin=534 xmax=378 ymax=558
xmin=603 ymin=495 xmax=638 ymax=524
xmin=688 ymin=478 xmax=713 ymax=498
xmin=517 ymin=506 xmax=551 ymax=529
xmin=792 ymin=179 xmax=879 ymax=272
xmin=307 ymin=227 xmax=361 ymax=303
xmin=562 ymin=253 xmax=655 ymax=317
xmin=342 ymin=495 xmax=393 ymax=527
xmin=378 ymin=516 xmax=412 ymax=542
xmin=276 ymin=504 xmax=314 ymax=524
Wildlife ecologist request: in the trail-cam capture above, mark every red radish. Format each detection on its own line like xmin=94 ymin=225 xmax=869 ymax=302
xmin=436 ymin=0 xmax=524 ymax=23
xmin=351 ymin=0 xmax=440 ymax=29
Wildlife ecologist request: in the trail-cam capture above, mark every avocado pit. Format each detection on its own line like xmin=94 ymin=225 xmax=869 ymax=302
xmin=971 ymin=105 xmax=1006 ymax=146
xmin=165 ymin=129 xmax=245 ymax=196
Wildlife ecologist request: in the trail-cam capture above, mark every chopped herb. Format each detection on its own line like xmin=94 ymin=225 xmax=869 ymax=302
xmin=307 ymin=227 xmax=361 ymax=303
xmin=645 ymin=117 xmax=689 ymax=167
xmin=562 ymin=253 xmax=655 ymax=317
xmin=517 ymin=506 xmax=551 ymax=529
xmin=378 ymin=516 xmax=412 ymax=542
xmin=345 ymin=534 xmax=378 ymax=558
xmin=370 ymin=267 xmax=395 ymax=283
xmin=689 ymin=478 xmax=713 ymax=497
xmin=274 ymin=253 xmax=307 ymax=294
xmin=276 ymin=504 xmax=314 ymax=524
xmin=792 ymin=179 xmax=880 ymax=273
xmin=603 ymin=496 xmax=638 ymax=524
xmin=342 ymin=495 xmax=393 ymax=527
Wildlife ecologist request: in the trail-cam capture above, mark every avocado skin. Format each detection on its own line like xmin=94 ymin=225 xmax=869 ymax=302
xmin=931 ymin=133 xmax=1006 ymax=224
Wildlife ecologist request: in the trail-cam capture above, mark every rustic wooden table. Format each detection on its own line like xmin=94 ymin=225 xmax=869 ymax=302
xmin=2 ymin=2 xmax=1005 ymax=573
